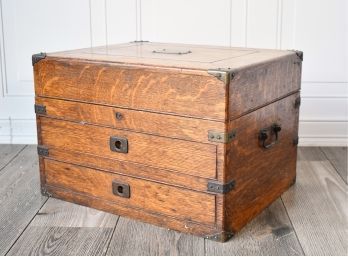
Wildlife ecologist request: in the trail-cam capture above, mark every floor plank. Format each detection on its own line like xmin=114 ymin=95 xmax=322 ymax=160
xmin=282 ymin=147 xmax=348 ymax=255
xmin=0 ymin=145 xmax=25 ymax=170
xmin=205 ymin=199 xmax=304 ymax=256
xmin=6 ymin=227 xmax=113 ymax=256
xmin=321 ymin=147 xmax=347 ymax=184
xmin=0 ymin=146 xmax=48 ymax=255
xmin=7 ymin=198 xmax=119 ymax=256
xmin=106 ymin=217 xmax=205 ymax=256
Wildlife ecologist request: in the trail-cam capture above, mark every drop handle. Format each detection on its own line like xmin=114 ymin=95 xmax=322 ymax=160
xmin=258 ymin=123 xmax=281 ymax=149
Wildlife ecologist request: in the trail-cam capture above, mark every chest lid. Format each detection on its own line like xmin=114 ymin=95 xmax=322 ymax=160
xmin=45 ymin=41 xmax=295 ymax=71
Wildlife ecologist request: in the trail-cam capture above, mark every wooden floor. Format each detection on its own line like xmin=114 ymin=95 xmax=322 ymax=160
xmin=0 ymin=145 xmax=347 ymax=256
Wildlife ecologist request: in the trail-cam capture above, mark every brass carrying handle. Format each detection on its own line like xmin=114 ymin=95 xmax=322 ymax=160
xmin=258 ymin=123 xmax=282 ymax=149
xmin=152 ymin=49 xmax=192 ymax=55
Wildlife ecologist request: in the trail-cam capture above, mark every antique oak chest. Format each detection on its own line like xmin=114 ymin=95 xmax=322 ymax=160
xmin=33 ymin=42 xmax=302 ymax=242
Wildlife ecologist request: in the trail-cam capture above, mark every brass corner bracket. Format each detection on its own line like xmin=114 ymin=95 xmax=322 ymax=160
xmin=32 ymin=52 xmax=46 ymax=66
xmin=207 ymin=68 xmax=236 ymax=84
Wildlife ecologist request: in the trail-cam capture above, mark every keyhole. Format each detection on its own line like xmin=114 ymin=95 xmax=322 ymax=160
xmin=114 ymin=140 xmax=122 ymax=149
xmin=117 ymin=186 xmax=123 ymax=194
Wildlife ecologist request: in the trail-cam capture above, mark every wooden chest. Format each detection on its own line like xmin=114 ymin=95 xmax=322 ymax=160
xmin=33 ymin=42 xmax=302 ymax=242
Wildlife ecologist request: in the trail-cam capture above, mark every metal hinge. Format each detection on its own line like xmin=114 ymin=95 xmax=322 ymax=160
xmin=32 ymin=52 xmax=47 ymax=66
xmin=208 ymin=130 xmax=236 ymax=143
xmin=207 ymin=68 xmax=236 ymax=84
xmin=294 ymin=97 xmax=301 ymax=109
xmin=34 ymin=104 xmax=46 ymax=115
xmin=37 ymin=145 xmax=49 ymax=156
xmin=207 ymin=180 xmax=235 ymax=194
xmin=205 ymin=231 xmax=234 ymax=242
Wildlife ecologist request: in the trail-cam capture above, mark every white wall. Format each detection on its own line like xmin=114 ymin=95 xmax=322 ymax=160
xmin=0 ymin=0 xmax=347 ymax=146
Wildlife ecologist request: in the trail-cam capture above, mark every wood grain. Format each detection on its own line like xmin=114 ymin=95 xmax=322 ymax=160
xmin=45 ymin=185 xmax=223 ymax=239
xmin=30 ymin=198 xmax=118 ymax=228
xmin=229 ymin=55 xmax=301 ymax=120
xmin=281 ymin=147 xmax=348 ymax=255
xmin=45 ymin=42 xmax=295 ymax=72
xmin=34 ymin=58 xmax=227 ymax=120
xmin=35 ymin=97 xmax=225 ymax=144
xmin=40 ymin=117 xmax=217 ymax=179
xmin=206 ymin=199 xmax=304 ymax=255
xmin=45 ymin=148 xmax=210 ymax=193
xmin=0 ymin=146 xmax=47 ymax=255
xmin=7 ymin=227 xmax=114 ymax=256
xmin=7 ymin=198 xmax=118 ymax=256
xmin=320 ymin=147 xmax=347 ymax=184
xmin=107 ymin=217 xmax=204 ymax=256
xmin=224 ymin=93 xmax=299 ymax=233
xmin=0 ymin=144 xmax=25 ymax=170
xmin=33 ymin=42 xmax=302 ymax=241
xmin=44 ymin=159 xmax=216 ymax=225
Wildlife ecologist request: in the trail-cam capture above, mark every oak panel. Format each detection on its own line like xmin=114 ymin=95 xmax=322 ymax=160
xmin=225 ymin=93 xmax=299 ymax=232
xmin=34 ymin=58 xmax=226 ymax=120
xmin=40 ymin=117 xmax=217 ymax=178
xmin=44 ymin=159 xmax=216 ymax=225
xmin=35 ymin=97 xmax=225 ymax=144
xmin=45 ymin=148 xmax=210 ymax=192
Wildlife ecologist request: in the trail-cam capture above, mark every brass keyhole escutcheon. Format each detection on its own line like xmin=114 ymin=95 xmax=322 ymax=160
xmin=109 ymin=136 xmax=128 ymax=153
xmin=112 ymin=181 xmax=130 ymax=198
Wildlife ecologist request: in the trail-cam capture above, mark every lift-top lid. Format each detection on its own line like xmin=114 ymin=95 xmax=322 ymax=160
xmin=47 ymin=41 xmax=297 ymax=71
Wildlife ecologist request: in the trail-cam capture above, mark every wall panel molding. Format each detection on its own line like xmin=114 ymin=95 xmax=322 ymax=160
xmin=0 ymin=0 xmax=346 ymax=146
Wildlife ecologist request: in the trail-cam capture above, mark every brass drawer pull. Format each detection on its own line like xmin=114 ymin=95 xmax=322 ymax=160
xmin=112 ymin=181 xmax=130 ymax=198
xmin=110 ymin=136 xmax=128 ymax=153
xmin=258 ymin=123 xmax=281 ymax=149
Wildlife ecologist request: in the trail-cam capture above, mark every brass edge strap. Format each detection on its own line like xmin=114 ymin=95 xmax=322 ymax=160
xmin=207 ymin=180 xmax=235 ymax=194
xmin=208 ymin=130 xmax=236 ymax=143
xmin=34 ymin=104 xmax=47 ymax=115
xmin=37 ymin=145 xmax=49 ymax=157
xmin=205 ymin=231 xmax=234 ymax=242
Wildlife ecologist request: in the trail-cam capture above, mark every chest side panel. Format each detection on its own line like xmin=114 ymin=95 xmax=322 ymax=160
xmin=229 ymin=54 xmax=301 ymax=119
xmin=224 ymin=93 xmax=300 ymax=232
xmin=34 ymin=58 xmax=227 ymax=121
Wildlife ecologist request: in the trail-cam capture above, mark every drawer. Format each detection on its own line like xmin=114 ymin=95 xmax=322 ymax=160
xmin=34 ymin=58 xmax=226 ymax=120
xmin=35 ymin=97 xmax=224 ymax=143
xmin=39 ymin=117 xmax=217 ymax=179
xmin=44 ymin=159 xmax=216 ymax=225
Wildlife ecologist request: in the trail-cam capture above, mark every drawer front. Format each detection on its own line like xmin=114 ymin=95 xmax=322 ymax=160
xmin=35 ymin=97 xmax=224 ymax=144
xmin=44 ymin=159 xmax=216 ymax=225
xmin=34 ymin=58 xmax=226 ymax=120
xmin=39 ymin=117 xmax=217 ymax=179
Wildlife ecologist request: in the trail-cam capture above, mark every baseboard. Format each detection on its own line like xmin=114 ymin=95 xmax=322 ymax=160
xmin=0 ymin=135 xmax=37 ymax=144
xmin=299 ymin=137 xmax=348 ymax=147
